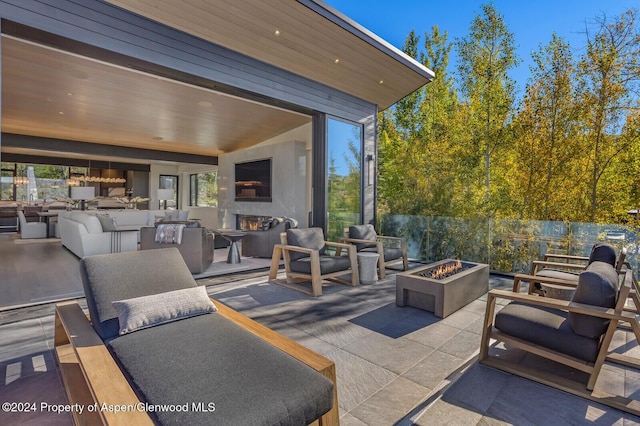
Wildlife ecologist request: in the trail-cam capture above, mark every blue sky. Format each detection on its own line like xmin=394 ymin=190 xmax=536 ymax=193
xmin=324 ymin=0 xmax=638 ymax=95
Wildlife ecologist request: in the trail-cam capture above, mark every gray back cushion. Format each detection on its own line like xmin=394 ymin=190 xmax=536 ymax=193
xmin=349 ymin=224 xmax=378 ymax=251
xmin=286 ymin=228 xmax=326 ymax=261
xmin=80 ymin=248 xmax=198 ymax=341
xmin=569 ymin=261 xmax=619 ymax=339
xmin=587 ymin=243 xmax=616 ymax=266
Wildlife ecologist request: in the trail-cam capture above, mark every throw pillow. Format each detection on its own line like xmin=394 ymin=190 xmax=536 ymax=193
xmin=112 ymin=286 xmax=216 ymax=335
xmin=178 ymin=210 xmax=190 ymax=221
xmin=96 ymin=214 xmax=117 ymax=232
xmin=349 ymin=224 xmax=378 ymax=251
xmin=165 ymin=210 xmax=179 ymax=221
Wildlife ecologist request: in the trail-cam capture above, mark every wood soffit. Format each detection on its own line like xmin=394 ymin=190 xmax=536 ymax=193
xmin=104 ymin=0 xmax=435 ymax=110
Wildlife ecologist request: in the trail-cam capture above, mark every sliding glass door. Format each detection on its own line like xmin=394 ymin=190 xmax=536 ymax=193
xmin=326 ymin=117 xmax=362 ymax=242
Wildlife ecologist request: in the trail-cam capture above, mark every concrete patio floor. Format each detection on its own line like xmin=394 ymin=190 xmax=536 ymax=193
xmin=2 ymin=269 xmax=640 ymax=425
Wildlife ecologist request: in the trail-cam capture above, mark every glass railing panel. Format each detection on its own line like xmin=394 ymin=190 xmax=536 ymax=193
xmin=380 ymin=214 xmax=640 ymax=275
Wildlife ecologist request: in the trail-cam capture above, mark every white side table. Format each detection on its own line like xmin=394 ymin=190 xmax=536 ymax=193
xmin=357 ymin=252 xmax=380 ymax=284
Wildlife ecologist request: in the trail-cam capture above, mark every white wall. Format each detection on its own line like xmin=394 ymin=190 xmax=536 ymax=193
xmin=218 ymin=140 xmax=309 ymax=228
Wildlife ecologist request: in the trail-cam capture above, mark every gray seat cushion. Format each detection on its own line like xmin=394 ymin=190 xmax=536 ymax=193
xmin=286 ymin=228 xmax=326 ymax=261
xmin=362 ymin=246 xmax=403 ymax=262
xmin=107 ymin=313 xmax=334 ymax=426
xmin=80 ymin=248 xmax=198 ymax=341
xmin=349 ymin=224 xmax=377 ymax=251
xmin=568 ymin=261 xmax=619 ymax=338
xmin=495 ymin=302 xmax=601 ymax=362
xmin=290 ymin=256 xmax=352 ymax=275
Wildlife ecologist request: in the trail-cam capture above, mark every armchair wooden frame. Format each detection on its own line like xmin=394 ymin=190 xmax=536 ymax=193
xmin=339 ymin=228 xmax=408 ymax=280
xmin=54 ymin=299 xmax=339 ymax=426
xmin=269 ymin=232 xmax=359 ymax=296
xmin=514 ymin=247 xmax=628 ymax=296
xmin=480 ymin=269 xmax=640 ymax=416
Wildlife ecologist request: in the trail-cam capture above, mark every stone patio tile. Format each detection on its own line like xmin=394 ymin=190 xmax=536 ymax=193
xmin=405 ymin=321 xmax=460 ymax=349
xmin=411 ymin=397 xmax=484 ymax=426
xmin=294 ymin=315 xmax=374 ymax=348
xmin=402 ymin=350 xmax=464 ymax=390
xmin=440 ymin=363 xmax=510 ymax=413
xmin=324 ymin=348 xmax=397 ymax=413
xmin=342 ymin=332 xmax=432 ymax=374
xmin=437 ymin=330 xmax=481 ymax=359
xmin=347 ymin=302 xmax=421 ymax=332
xmin=349 ymin=376 xmax=430 ymax=426
xmin=486 ymin=375 xmax=632 ymax=425
xmin=439 ymin=308 xmax=482 ymax=330
xmin=339 ymin=412 xmax=369 ymax=426
xmin=460 ymin=298 xmax=489 ymax=315
xmin=375 ymin=309 xmax=440 ymax=339
xmin=0 ymin=319 xmax=49 ymax=362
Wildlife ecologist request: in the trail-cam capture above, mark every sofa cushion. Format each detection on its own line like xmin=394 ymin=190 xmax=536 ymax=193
xmin=349 ymin=224 xmax=378 ymax=251
xmin=96 ymin=214 xmax=117 ymax=232
xmin=568 ymin=261 xmax=619 ymax=339
xmin=80 ymin=248 xmax=198 ymax=341
xmin=112 ymin=286 xmax=216 ymax=335
xmin=495 ymin=302 xmax=601 ymax=363
xmin=76 ymin=214 xmax=103 ymax=234
xmin=286 ymin=228 xmax=326 ymax=261
xmin=107 ymin=313 xmax=334 ymax=425
xmin=110 ymin=210 xmax=148 ymax=227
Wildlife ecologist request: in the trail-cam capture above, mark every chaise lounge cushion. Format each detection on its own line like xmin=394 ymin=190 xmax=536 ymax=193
xmin=112 ymin=286 xmax=216 ymax=335
xmin=80 ymin=248 xmax=198 ymax=341
xmin=107 ymin=313 xmax=334 ymax=425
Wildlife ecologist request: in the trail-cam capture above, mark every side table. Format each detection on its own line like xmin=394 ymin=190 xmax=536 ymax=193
xmin=357 ymin=252 xmax=380 ymax=284
xmin=216 ymin=230 xmax=247 ymax=264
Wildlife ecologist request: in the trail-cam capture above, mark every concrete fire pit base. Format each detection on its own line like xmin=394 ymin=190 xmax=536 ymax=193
xmin=396 ymin=259 xmax=489 ymax=318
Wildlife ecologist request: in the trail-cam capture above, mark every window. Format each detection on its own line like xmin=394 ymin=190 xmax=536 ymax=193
xmin=2 ymin=163 xmax=70 ymax=202
xmin=189 ymin=171 xmax=218 ymax=207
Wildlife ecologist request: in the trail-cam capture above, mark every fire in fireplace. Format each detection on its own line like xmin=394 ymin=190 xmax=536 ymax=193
xmin=417 ymin=259 xmax=472 ymax=280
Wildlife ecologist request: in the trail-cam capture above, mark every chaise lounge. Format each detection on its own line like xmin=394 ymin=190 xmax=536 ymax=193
xmin=54 ymin=248 xmax=338 ymax=425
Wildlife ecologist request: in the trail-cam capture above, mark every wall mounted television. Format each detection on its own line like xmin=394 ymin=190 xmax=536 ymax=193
xmin=234 ymin=159 xmax=272 ymax=202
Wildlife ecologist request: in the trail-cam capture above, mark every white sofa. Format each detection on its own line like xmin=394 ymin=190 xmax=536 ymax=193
xmin=58 ymin=209 xmax=190 ymax=258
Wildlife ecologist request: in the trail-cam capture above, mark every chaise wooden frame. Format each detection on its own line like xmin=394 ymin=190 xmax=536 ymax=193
xmin=269 ymin=231 xmax=359 ymax=296
xmin=54 ymin=298 xmax=339 ymax=426
xmin=338 ymin=227 xmax=408 ymax=280
xmin=480 ymin=269 xmax=640 ymax=416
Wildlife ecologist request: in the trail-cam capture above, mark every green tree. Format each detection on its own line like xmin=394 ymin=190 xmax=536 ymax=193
xmin=514 ymin=33 xmax=582 ymax=220
xmin=456 ymin=3 xmax=520 ymax=212
xmin=578 ymin=9 xmax=640 ymax=221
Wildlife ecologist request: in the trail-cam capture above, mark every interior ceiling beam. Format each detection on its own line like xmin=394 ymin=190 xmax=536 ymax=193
xmin=1 ymin=133 xmax=218 ymax=165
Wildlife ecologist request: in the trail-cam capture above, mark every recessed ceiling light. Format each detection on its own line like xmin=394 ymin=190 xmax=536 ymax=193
xmin=197 ymin=101 xmax=212 ymax=108
xmin=58 ymin=111 xmax=64 ymax=115
xmin=67 ymin=92 xmax=73 ymax=96
xmin=379 ymin=80 xmax=384 ymax=85
xmin=334 ymin=59 xmax=340 ymax=64
xmin=69 ymin=70 xmax=89 ymax=80
xmin=152 ymin=136 xmax=164 ymax=141
xmin=274 ymin=29 xmax=281 ymax=36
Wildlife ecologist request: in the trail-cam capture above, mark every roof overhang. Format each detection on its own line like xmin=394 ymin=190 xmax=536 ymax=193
xmin=105 ymin=0 xmax=435 ymax=110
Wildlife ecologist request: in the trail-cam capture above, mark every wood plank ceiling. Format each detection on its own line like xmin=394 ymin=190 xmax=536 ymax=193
xmin=105 ymin=0 xmax=434 ymax=110
xmin=1 ymin=36 xmax=311 ymax=159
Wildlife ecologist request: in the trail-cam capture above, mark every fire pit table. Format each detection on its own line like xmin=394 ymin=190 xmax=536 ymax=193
xmin=396 ymin=259 xmax=489 ymax=318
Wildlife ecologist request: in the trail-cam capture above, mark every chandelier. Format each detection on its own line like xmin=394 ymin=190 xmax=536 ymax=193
xmin=66 ymin=175 xmax=127 ymax=186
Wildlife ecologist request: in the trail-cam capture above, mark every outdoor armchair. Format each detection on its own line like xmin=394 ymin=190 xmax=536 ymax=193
xmin=339 ymin=224 xmax=408 ymax=279
xmin=480 ymin=265 xmax=640 ymax=416
xmin=269 ymin=227 xmax=359 ymax=296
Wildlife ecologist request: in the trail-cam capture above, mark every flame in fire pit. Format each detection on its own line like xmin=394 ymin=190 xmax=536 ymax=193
xmin=429 ymin=260 xmax=463 ymax=279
